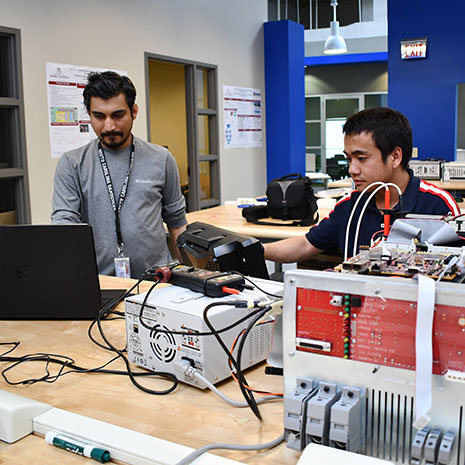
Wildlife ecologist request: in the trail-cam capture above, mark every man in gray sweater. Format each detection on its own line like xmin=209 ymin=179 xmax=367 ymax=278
xmin=51 ymin=71 xmax=187 ymax=278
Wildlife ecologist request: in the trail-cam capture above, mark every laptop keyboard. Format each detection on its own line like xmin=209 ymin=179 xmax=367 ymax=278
xmin=100 ymin=289 xmax=128 ymax=310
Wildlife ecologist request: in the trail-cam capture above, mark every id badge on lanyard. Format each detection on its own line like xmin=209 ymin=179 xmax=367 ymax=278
xmin=98 ymin=138 xmax=135 ymax=279
xmin=115 ymin=256 xmax=131 ymax=279
xmin=115 ymin=240 xmax=131 ymax=278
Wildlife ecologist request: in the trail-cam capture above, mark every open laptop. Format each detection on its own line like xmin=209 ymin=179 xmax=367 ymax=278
xmin=0 ymin=224 xmax=127 ymax=319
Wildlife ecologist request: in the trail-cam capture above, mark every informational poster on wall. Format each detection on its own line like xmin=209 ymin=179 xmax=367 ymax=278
xmin=223 ymin=85 xmax=262 ymax=149
xmin=46 ymin=62 xmax=127 ymax=158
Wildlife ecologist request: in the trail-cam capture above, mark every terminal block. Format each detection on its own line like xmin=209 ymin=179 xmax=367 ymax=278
xmin=437 ymin=430 xmax=456 ymax=465
xmin=444 ymin=369 xmax=465 ymax=383
xmin=306 ymin=382 xmax=340 ymax=446
xmin=410 ymin=427 xmax=430 ymax=465
xmin=284 ymin=377 xmax=317 ymax=451
xmin=329 ymin=386 xmax=365 ymax=453
xmin=424 ymin=428 xmax=442 ymax=465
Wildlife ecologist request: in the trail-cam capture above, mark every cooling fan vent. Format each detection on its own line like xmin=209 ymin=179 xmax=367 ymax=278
xmin=150 ymin=324 xmax=176 ymax=363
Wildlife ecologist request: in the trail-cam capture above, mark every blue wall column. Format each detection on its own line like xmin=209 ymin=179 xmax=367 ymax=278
xmin=264 ymin=20 xmax=305 ymax=182
xmin=388 ymin=2 xmax=465 ymax=161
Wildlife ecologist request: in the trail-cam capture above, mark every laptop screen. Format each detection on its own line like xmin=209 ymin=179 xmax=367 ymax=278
xmin=0 ymin=224 xmax=108 ymax=319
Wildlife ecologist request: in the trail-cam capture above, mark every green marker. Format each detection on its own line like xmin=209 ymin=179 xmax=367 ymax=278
xmin=45 ymin=431 xmax=110 ymax=463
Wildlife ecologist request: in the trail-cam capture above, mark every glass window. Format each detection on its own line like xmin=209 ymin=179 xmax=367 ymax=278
xmin=199 ymin=161 xmax=212 ymax=200
xmin=364 ymin=94 xmax=388 ymax=109
xmin=313 ymin=0 xmax=359 ymax=28
xmin=361 ymin=0 xmax=374 ymax=21
xmin=0 ymin=179 xmax=16 ymax=224
xmin=306 ymin=149 xmax=322 ymax=173
xmin=197 ymin=115 xmax=210 ymax=155
xmin=268 ymin=0 xmax=373 ymax=30
xmin=306 ymin=122 xmax=321 ymax=146
xmin=268 ymin=0 xmax=278 ymax=21
xmin=325 ymin=119 xmax=345 ymax=159
xmin=306 ymin=96 xmax=320 ymax=120
xmin=196 ymin=68 xmax=209 ymax=109
xmin=299 ymin=1 xmax=311 ymax=29
xmin=326 ymin=98 xmax=359 ymax=119
xmin=0 ymin=35 xmax=13 ymax=98
xmin=0 ymin=107 xmax=15 ymax=168
xmin=286 ymin=0 xmax=299 ymax=22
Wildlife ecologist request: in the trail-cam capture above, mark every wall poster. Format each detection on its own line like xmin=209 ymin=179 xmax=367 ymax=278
xmin=46 ymin=62 xmax=127 ymax=158
xmin=223 ymin=85 xmax=262 ymax=149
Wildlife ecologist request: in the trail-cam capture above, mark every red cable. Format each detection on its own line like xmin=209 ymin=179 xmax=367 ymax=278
xmin=384 ymin=187 xmax=390 ymax=237
xmin=222 ymin=286 xmax=240 ymax=295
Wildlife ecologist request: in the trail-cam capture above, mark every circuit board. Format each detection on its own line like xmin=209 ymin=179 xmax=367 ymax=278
xmin=340 ymin=249 xmax=462 ymax=281
xmin=295 ymin=288 xmax=357 ymax=359
xmin=295 ymin=287 xmax=465 ymax=374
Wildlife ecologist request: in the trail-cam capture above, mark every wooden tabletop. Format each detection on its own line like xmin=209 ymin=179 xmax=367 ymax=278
xmin=428 ymin=179 xmax=465 ymax=190
xmin=186 ymin=204 xmax=330 ymax=241
xmin=0 ymin=276 xmax=298 ymax=465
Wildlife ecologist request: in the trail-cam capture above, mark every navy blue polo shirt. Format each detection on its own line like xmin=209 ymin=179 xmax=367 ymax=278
xmin=306 ymin=170 xmax=460 ymax=256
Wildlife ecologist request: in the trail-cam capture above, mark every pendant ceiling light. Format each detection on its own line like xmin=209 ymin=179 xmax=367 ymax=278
xmin=324 ymin=0 xmax=347 ymax=55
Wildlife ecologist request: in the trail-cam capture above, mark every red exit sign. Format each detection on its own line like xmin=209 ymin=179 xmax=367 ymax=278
xmin=401 ymin=38 xmax=427 ymax=60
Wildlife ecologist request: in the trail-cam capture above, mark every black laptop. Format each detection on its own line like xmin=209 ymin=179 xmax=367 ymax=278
xmin=0 ymin=224 xmax=127 ymax=319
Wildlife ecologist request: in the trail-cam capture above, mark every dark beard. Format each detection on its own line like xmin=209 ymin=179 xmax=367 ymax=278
xmin=100 ymin=131 xmax=129 ymax=148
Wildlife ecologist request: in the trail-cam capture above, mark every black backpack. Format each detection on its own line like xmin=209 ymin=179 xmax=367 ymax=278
xmin=242 ymin=174 xmax=319 ymax=227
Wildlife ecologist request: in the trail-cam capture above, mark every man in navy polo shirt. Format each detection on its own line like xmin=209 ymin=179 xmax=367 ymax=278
xmin=264 ymin=107 xmax=460 ymax=263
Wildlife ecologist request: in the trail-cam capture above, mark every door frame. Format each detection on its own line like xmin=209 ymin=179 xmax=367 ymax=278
xmin=145 ymin=52 xmax=220 ymax=212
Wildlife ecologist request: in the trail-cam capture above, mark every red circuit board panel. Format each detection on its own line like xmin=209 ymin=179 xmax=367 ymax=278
xmin=295 ymin=288 xmax=465 ymax=374
xmin=351 ymin=296 xmax=465 ymax=374
xmin=295 ymin=288 xmax=350 ymax=358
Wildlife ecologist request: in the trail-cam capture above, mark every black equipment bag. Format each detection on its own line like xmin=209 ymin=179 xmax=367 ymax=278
xmin=242 ymin=174 xmax=319 ymax=227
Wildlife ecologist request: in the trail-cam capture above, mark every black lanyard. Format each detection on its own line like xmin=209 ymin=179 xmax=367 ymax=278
xmin=97 ymin=137 xmax=135 ymax=255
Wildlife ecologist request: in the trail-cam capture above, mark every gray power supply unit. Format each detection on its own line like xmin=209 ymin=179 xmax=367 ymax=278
xmin=125 ymin=280 xmax=283 ymax=388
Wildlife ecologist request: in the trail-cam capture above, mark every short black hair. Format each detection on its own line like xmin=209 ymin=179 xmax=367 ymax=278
xmin=83 ymin=71 xmax=136 ymax=113
xmin=343 ymin=107 xmax=413 ymax=170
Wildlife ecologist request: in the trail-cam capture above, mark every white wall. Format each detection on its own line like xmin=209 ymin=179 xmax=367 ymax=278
xmin=1 ymin=0 xmax=268 ymax=222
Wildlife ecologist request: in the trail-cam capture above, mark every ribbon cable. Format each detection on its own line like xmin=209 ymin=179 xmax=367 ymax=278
xmin=413 ymin=274 xmax=435 ymax=429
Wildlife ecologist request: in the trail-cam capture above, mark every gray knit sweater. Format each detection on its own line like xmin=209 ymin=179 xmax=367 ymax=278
xmin=51 ymin=137 xmax=187 ymax=278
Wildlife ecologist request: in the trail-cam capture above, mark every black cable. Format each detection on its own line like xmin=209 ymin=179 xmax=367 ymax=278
xmin=3 ymin=353 xmax=80 ymax=385
xmin=93 ymin=277 xmax=178 ymax=395
xmin=0 ymin=341 xmax=20 ymax=357
xmin=0 ymin=351 xmax=175 ymax=386
xmin=202 ymin=301 xmax=262 ymax=420
xmin=88 ymin=315 xmax=126 ymax=351
xmin=233 ymin=272 xmax=282 ymax=298
xmin=137 ymin=280 xmax=161 ymax=331
xmin=138 ymin=302 xmax=266 ymax=338
xmin=235 ymin=306 xmax=272 ymax=396
xmin=135 ymin=270 xmax=272 ymax=337
xmin=0 ymin=272 xmax=177 ymax=392
xmin=131 ymin=276 xmax=274 ymax=414
xmin=227 ymin=322 xmax=280 ymax=396
xmin=88 ymin=274 xmax=147 ymax=351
